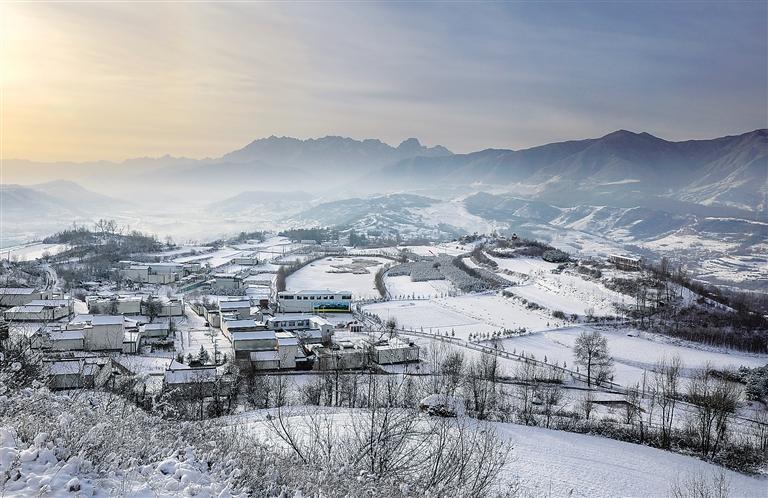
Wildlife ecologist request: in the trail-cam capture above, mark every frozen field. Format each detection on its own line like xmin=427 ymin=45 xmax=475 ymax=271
xmin=384 ymin=275 xmax=456 ymax=299
xmin=363 ymin=293 xmax=556 ymax=339
xmin=287 ymin=257 xmax=390 ymax=299
xmin=499 ymin=325 xmax=768 ymax=386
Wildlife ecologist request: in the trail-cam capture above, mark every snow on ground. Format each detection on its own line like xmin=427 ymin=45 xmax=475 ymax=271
xmin=177 ymin=306 xmax=233 ymax=360
xmin=416 ymin=199 xmax=504 ymax=235
xmin=363 ymin=293 xmax=556 ymax=339
xmin=498 ymin=325 xmax=768 ymax=386
xmin=496 ymin=422 xmax=766 ymax=497
xmin=287 ymin=257 xmax=390 ymax=299
xmin=400 ymin=242 xmax=472 ymax=257
xmin=0 ymin=427 xmax=237 ymax=498
xmin=232 ymin=408 xmax=766 ymax=498
xmin=0 ymin=242 xmax=70 ymax=261
xmin=491 ymin=256 xmax=629 ymax=316
xmin=384 ymin=275 xmax=456 ymax=299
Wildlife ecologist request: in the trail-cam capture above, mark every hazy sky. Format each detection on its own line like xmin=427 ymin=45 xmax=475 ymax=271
xmin=2 ymin=2 xmax=766 ymax=161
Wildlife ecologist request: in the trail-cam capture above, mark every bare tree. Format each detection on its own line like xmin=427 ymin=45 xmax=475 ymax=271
xmin=669 ymin=470 xmax=730 ymax=498
xmin=144 ymin=296 xmax=163 ymax=323
xmin=573 ymin=330 xmax=613 ymax=387
xmin=580 ymin=389 xmax=595 ymax=421
xmin=654 ymin=355 xmax=683 ymax=449
xmin=623 ymin=382 xmax=641 ymax=425
xmin=687 ymin=365 xmax=741 ymax=459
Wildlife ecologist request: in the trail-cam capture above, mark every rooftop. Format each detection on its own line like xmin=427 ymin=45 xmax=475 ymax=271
xmin=92 ymin=315 xmax=125 ymax=325
xmin=5 ymin=305 xmax=45 ymax=313
xmin=164 ymin=367 xmax=216 ymax=384
xmin=0 ymin=287 xmax=38 ymax=294
xmin=279 ymin=289 xmax=351 ymax=296
xmin=233 ymin=330 xmax=277 ymax=341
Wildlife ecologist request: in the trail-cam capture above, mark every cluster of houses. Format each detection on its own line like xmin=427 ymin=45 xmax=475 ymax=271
xmin=0 ymin=288 xmax=73 ymax=322
xmin=191 ymin=289 xmax=418 ymax=374
xmin=1 ymin=265 xmax=421 ymax=395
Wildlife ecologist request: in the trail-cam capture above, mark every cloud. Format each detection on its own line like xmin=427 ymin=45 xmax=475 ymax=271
xmin=2 ymin=1 xmax=765 ymax=161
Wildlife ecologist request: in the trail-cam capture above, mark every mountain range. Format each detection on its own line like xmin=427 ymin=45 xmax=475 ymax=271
xmin=4 ymin=129 xmax=765 ymax=214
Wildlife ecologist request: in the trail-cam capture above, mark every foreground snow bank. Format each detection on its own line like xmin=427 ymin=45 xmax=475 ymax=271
xmin=0 ymin=390 xmax=245 ymax=497
xmin=0 ymin=424 xmax=237 ymax=497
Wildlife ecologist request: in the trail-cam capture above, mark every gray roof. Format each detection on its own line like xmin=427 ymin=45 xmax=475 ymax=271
xmin=0 ymin=287 xmax=38 ymax=294
xmin=5 ymin=305 xmax=44 ymax=313
xmin=233 ymin=330 xmax=277 ymax=341
xmin=92 ymin=315 xmax=125 ymax=325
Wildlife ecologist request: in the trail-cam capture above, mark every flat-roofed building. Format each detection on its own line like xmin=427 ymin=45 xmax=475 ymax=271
xmin=0 ymin=288 xmax=44 ymax=308
xmin=277 ymin=290 xmax=352 ymax=313
xmin=608 ymin=254 xmax=642 ymax=271
xmin=218 ymin=300 xmax=252 ymax=320
xmin=67 ymin=314 xmax=125 ymax=351
xmin=371 ymin=338 xmax=420 ymax=365
xmin=3 ymin=302 xmax=69 ymax=321
xmin=276 ymin=332 xmax=299 ymax=369
xmin=87 ymin=295 xmax=142 ymax=315
xmin=250 ymin=350 xmax=280 ymax=370
xmin=231 ymin=330 xmax=278 ymax=361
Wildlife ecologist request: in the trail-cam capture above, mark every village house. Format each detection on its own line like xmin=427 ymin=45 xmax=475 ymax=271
xmin=3 ymin=300 xmax=70 ymax=322
xmin=66 ymin=314 xmax=126 ymax=351
xmin=0 ymin=287 xmax=45 ymax=308
xmin=277 ymin=290 xmax=352 ymax=313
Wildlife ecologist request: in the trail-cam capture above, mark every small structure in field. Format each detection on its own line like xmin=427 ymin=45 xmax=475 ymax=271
xmin=608 ymin=254 xmax=642 ymax=271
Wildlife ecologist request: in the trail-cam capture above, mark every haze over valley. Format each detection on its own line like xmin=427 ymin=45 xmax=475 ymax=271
xmin=1 ymin=2 xmax=766 ymax=497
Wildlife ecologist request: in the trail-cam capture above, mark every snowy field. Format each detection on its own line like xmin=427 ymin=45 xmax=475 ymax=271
xmin=234 ymin=408 xmax=767 ymax=498
xmin=416 ymin=199 xmax=503 ymax=235
xmin=498 ymin=325 xmax=768 ymax=386
xmin=363 ymin=293 xmax=557 ymax=338
xmin=0 ymin=242 xmax=70 ymax=261
xmin=492 ymin=256 xmax=629 ymax=316
xmin=384 ymin=275 xmax=456 ymax=299
xmin=286 ymin=257 xmax=390 ymax=299
xmin=495 ymin=422 xmax=766 ymax=497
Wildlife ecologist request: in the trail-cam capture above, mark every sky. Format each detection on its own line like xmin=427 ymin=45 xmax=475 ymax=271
xmin=1 ymin=1 xmax=766 ymax=161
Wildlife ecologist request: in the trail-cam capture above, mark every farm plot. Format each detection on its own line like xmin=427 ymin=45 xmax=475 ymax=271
xmin=363 ymin=293 xmax=557 ymax=340
xmin=384 ymin=275 xmax=456 ymax=299
xmin=498 ymin=325 xmax=768 ymax=386
xmin=287 ymin=257 xmax=390 ymax=299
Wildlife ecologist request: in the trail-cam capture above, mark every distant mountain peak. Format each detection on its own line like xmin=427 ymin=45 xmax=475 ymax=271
xmin=397 ymin=137 xmax=422 ymax=150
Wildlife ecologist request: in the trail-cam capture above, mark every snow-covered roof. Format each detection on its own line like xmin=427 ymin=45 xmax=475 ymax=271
xmin=5 ymin=305 xmax=44 ymax=313
xmin=49 ymin=331 xmax=84 ymax=341
xmin=219 ymin=300 xmax=250 ymax=309
xmin=233 ymin=330 xmax=277 ymax=341
xmin=281 ymin=289 xmax=351 ymax=296
xmin=142 ymin=323 xmax=169 ymax=330
xmin=92 ymin=315 xmax=125 ymax=325
xmin=250 ymin=350 xmax=280 ymax=362
xmin=224 ymin=319 xmax=261 ymax=329
xmin=28 ymin=299 xmax=70 ymax=307
xmin=0 ymin=287 xmax=37 ymax=294
xmin=47 ymin=361 xmax=82 ymax=375
xmin=164 ymin=367 xmax=216 ymax=384
xmin=310 ymin=316 xmax=331 ymax=326
xmin=276 ymin=332 xmax=299 ymax=346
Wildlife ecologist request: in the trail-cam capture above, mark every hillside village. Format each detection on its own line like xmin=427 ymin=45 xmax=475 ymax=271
xmin=1 ymin=222 xmax=767 ymax=496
